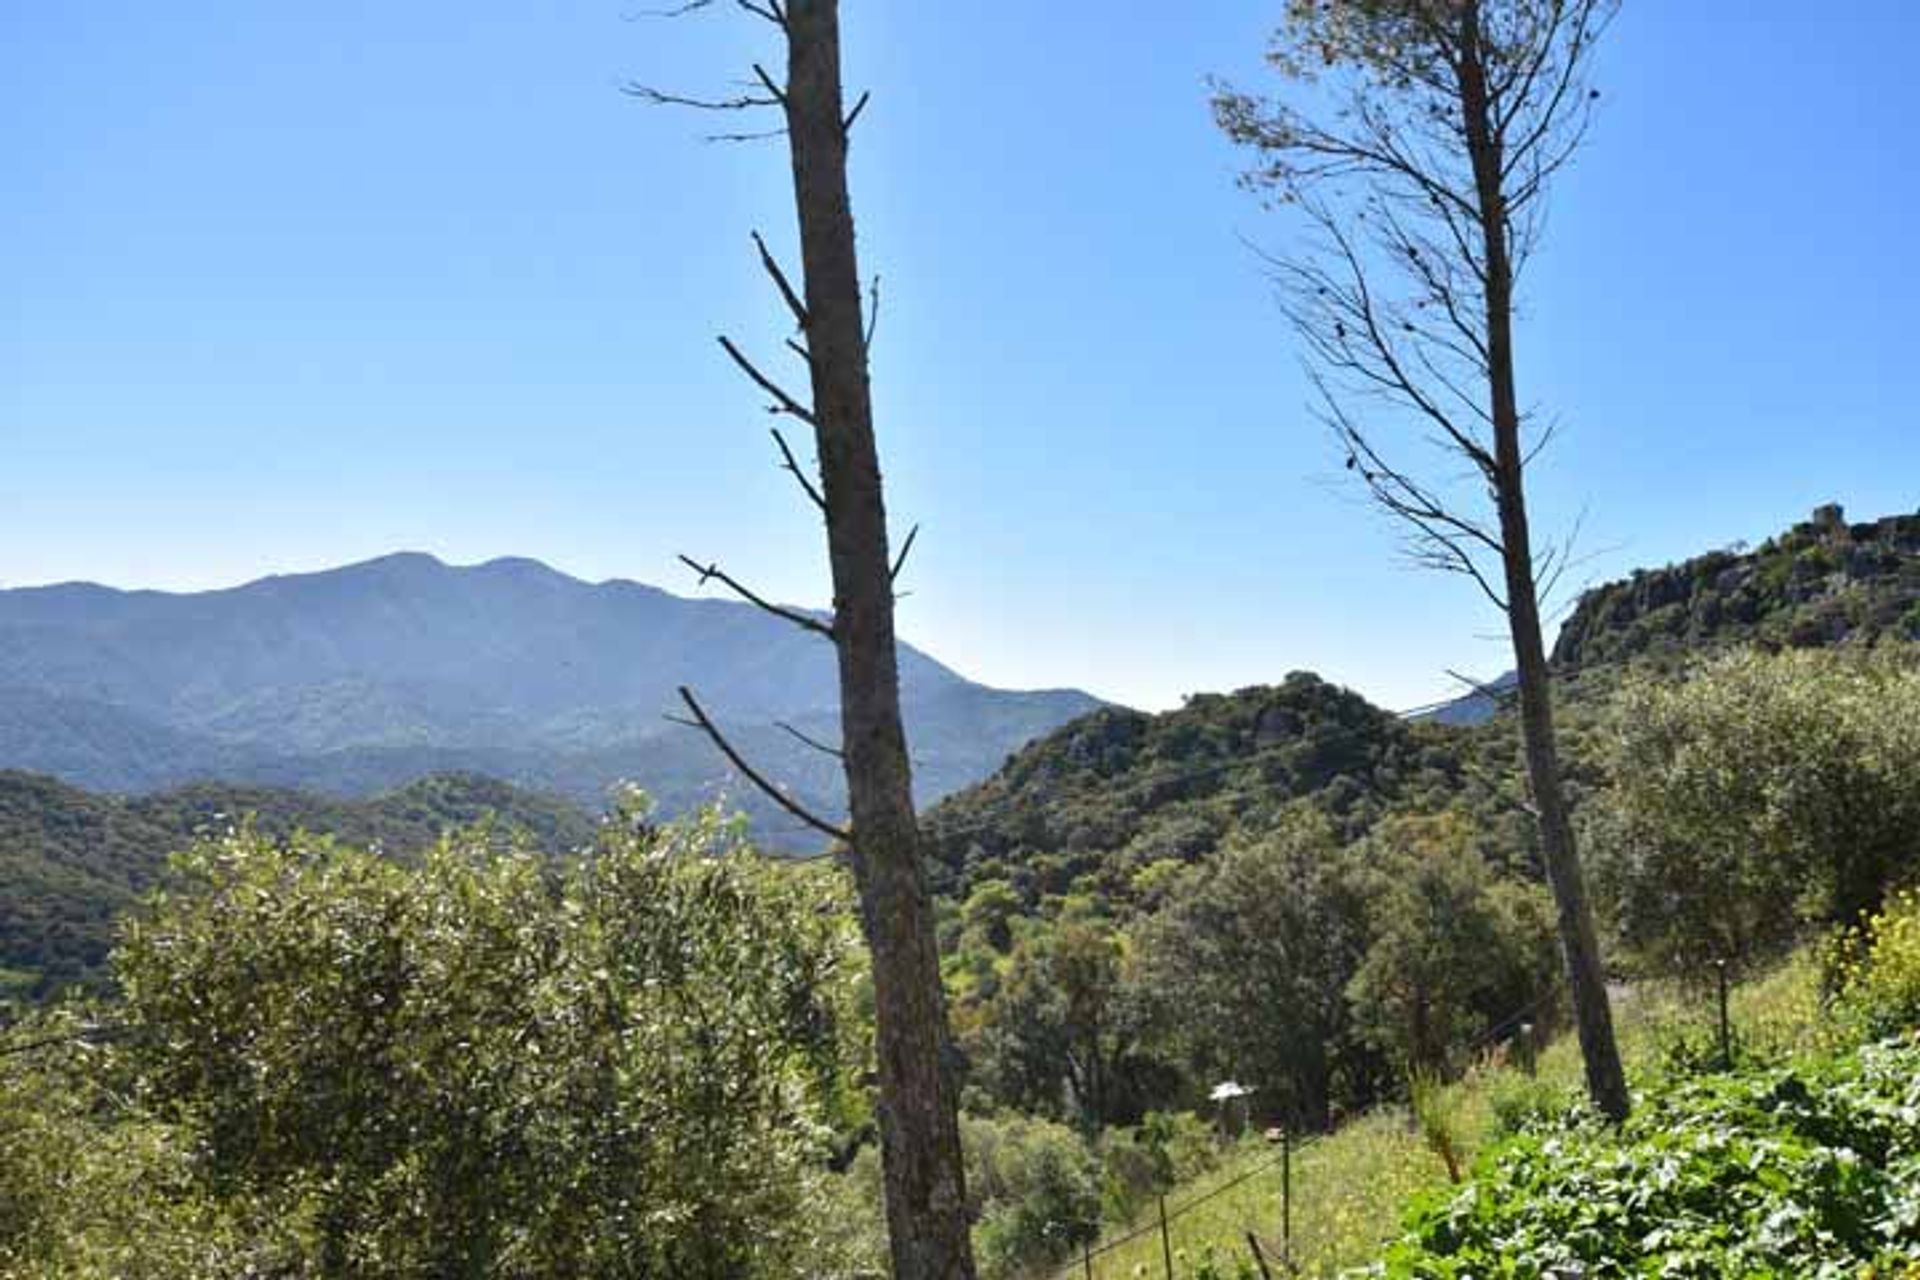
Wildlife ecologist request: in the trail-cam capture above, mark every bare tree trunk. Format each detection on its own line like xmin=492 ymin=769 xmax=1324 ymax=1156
xmin=782 ymin=3 xmax=977 ymax=1273
xmin=1458 ymin=11 xmax=1629 ymax=1123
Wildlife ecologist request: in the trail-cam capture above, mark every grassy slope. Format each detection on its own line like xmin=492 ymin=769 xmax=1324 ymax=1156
xmin=1077 ymin=959 xmax=1827 ymax=1279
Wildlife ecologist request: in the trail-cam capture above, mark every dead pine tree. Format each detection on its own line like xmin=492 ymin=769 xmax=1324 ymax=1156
xmin=630 ymin=2 xmax=977 ymax=1275
xmin=1213 ymin=0 xmax=1630 ymax=1121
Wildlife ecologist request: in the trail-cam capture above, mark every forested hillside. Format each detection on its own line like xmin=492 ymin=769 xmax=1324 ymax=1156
xmin=922 ymin=673 xmax=1532 ymax=913
xmin=0 ymin=770 xmax=596 ymax=997
xmin=926 ymin=506 xmax=1920 ymax=929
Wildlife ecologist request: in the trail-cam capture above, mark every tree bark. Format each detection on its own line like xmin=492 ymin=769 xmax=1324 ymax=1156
xmin=781 ymin=3 xmax=977 ymax=1273
xmin=1457 ymin=6 xmax=1630 ymax=1123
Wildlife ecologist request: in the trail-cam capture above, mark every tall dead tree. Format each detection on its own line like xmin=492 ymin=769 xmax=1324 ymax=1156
xmin=633 ymin=2 xmax=977 ymax=1274
xmin=1214 ymin=0 xmax=1630 ymax=1120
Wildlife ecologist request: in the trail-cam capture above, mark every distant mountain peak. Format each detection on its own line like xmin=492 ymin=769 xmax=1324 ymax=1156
xmin=0 ymin=552 xmax=1103 ymax=838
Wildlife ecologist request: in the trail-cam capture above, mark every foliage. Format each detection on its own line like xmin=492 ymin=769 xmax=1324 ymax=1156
xmin=4 ymin=803 xmax=867 ymax=1279
xmin=923 ymin=675 xmax=1503 ymax=916
xmin=0 ymin=769 xmax=596 ymax=996
xmin=1587 ymin=647 xmax=1920 ymax=971
xmin=1131 ymin=812 xmax=1372 ymax=1126
xmin=0 ymin=1003 xmax=328 ymax=1279
xmin=1343 ymin=813 xmax=1559 ymax=1075
xmin=1553 ymin=509 xmax=1920 ymax=669
xmin=962 ymin=1111 xmax=1104 ymax=1280
xmin=1096 ymin=1110 xmax=1223 ymax=1225
xmin=1362 ymin=1038 xmax=1920 ymax=1278
xmin=967 ymin=916 xmax=1145 ymax=1129
xmin=1408 ymin=1071 xmax=1465 ymax=1185
xmin=1832 ymin=888 xmax=1920 ymax=1042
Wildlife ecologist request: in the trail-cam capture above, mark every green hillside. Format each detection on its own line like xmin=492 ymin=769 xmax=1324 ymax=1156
xmin=922 ymin=674 xmax=1532 ymax=914
xmin=0 ymin=770 xmax=597 ymax=998
xmin=1553 ymin=504 xmax=1920 ymax=669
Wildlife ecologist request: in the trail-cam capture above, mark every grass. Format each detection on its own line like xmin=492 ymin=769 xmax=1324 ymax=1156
xmin=1071 ymin=954 xmax=1830 ymax=1279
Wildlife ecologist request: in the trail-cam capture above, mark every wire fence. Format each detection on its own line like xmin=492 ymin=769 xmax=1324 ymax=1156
xmin=1044 ymin=967 xmax=1761 ymax=1280
xmin=1044 ymin=993 xmax=1550 ymax=1280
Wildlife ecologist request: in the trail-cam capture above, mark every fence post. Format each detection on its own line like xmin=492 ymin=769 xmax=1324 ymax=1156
xmin=1159 ymin=1195 xmax=1174 ymax=1280
xmin=1714 ymin=957 xmax=1732 ymax=1068
xmin=1281 ymin=1127 xmax=1293 ymax=1267
xmin=1245 ymin=1232 xmax=1275 ymax=1280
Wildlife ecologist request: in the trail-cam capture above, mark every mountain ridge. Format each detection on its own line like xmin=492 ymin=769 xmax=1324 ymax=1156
xmin=0 ymin=553 xmax=1103 ymax=837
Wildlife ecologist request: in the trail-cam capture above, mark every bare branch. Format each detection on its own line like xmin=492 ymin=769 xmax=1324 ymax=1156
xmin=678 ymin=553 xmax=834 ymax=637
xmin=770 ymin=427 xmax=826 ymax=513
xmin=671 ymin=687 xmax=849 ymax=842
xmin=622 ymin=82 xmax=781 ymax=112
xmin=776 ymin=719 xmax=844 ymax=759
xmin=842 ymin=89 xmax=871 ymax=136
xmin=701 ymin=124 xmax=788 ymax=144
xmin=750 ymin=63 xmax=787 ymax=107
xmin=889 ymin=522 xmax=919 ymax=584
xmin=752 ymin=231 xmax=809 ymax=330
xmin=717 ymin=335 xmax=816 ymax=424
xmin=863 ymin=275 xmax=881 ymax=350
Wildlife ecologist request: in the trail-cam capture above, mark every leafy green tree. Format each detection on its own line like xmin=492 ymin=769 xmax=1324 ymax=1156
xmin=1343 ymin=812 xmax=1559 ymax=1073
xmin=971 ymin=918 xmax=1154 ymax=1131
xmin=60 ymin=803 xmax=871 ymax=1278
xmin=1588 ymin=648 xmax=1920 ymax=973
xmin=960 ymin=1112 xmax=1102 ymax=1280
xmin=1131 ymin=813 xmax=1369 ymax=1126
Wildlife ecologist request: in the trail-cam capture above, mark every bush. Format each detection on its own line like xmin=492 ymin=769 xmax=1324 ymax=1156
xmin=12 ymin=804 xmax=868 ymax=1279
xmin=964 ymin=1111 xmax=1103 ymax=1280
xmin=1096 ymin=1110 xmax=1220 ymax=1223
xmin=1588 ymin=648 xmax=1920 ymax=973
xmin=1483 ymin=1073 xmax=1568 ymax=1140
xmin=1358 ymin=1039 xmax=1920 ymax=1277
xmin=1833 ymin=887 xmax=1920 ymax=1040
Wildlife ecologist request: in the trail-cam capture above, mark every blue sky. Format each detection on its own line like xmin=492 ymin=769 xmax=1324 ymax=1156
xmin=4 ymin=2 xmax=1916 ymax=712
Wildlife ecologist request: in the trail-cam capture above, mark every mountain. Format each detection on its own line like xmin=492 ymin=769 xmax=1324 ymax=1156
xmin=1552 ymin=504 xmax=1920 ymax=669
xmin=0 ymin=554 xmax=1102 ymax=843
xmin=1410 ymin=671 xmax=1518 ymax=727
xmin=1409 ymin=504 xmax=1920 ymax=726
xmin=922 ymin=504 xmax=1920 ymax=917
xmin=920 ymin=673 xmax=1528 ymax=913
xmin=0 ymin=770 xmax=597 ymax=997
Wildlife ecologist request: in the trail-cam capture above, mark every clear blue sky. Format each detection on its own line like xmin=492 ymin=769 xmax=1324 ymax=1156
xmin=4 ymin=3 xmax=1916 ymax=712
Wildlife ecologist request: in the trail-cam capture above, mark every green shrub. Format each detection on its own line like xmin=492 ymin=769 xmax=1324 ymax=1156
xmin=1408 ymin=1071 xmax=1464 ymax=1183
xmin=11 ymin=804 xmax=868 ymax=1280
xmin=964 ymin=1111 xmax=1103 ymax=1279
xmin=1358 ymin=1039 xmax=1920 ymax=1277
xmin=1483 ymin=1073 xmax=1567 ymax=1141
xmin=1588 ymin=648 xmax=1920 ymax=973
xmin=1833 ymin=887 xmax=1920 ymax=1040
xmin=1097 ymin=1110 xmax=1220 ymax=1223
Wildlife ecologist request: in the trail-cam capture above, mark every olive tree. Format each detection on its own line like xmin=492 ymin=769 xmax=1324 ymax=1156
xmin=1588 ymin=648 xmax=1920 ymax=973
xmin=103 ymin=808 xmax=867 ymax=1278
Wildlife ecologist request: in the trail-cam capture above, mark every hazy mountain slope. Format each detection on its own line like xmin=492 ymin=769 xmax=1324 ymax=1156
xmin=0 ymin=554 xmax=1102 ymax=831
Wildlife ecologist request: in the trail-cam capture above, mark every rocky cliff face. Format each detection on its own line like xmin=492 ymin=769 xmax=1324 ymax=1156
xmin=1551 ymin=506 xmax=1920 ymax=670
